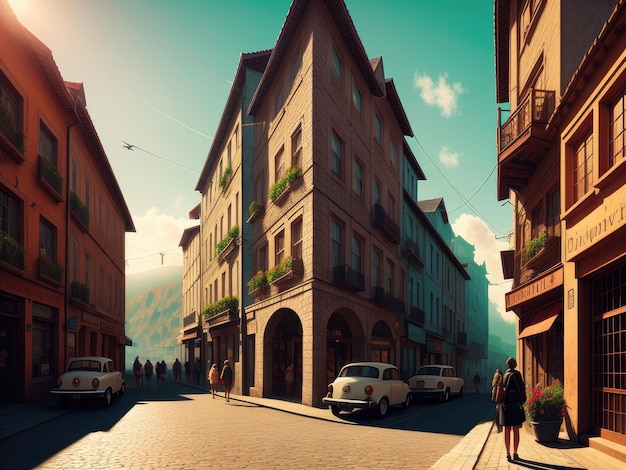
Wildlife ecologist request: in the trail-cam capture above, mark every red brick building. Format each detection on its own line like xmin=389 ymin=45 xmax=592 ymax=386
xmin=0 ymin=0 xmax=134 ymax=403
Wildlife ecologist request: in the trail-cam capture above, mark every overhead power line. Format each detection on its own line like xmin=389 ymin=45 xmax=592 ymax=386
xmin=121 ymin=141 xmax=200 ymax=174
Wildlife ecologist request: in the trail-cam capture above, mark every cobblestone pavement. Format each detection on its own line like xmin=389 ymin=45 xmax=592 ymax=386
xmin=1 ymin=381 xmax=462 ymax=470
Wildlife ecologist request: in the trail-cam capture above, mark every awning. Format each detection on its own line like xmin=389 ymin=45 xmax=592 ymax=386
xmin=181 ymin=332 xmax=198 ymax=341
xmin=518 ymin=304 xmax=561 ymax=339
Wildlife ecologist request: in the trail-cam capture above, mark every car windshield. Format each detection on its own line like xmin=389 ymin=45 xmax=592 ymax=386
xmin=339 ymin=365 xmax=379 ymax=379
xmin=68 ymin=360 xmax=101 ymax=372
xmin=417 ymin=366 xmax=441 ymax=376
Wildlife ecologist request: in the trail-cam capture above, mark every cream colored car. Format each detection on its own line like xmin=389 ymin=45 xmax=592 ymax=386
xmin=408 ymin=364 xmax=464 ymax=402
xmin=322 ymin=362 xmax=411 ymax=417
xmin=50 ymin=356 xmax=125 ymax=407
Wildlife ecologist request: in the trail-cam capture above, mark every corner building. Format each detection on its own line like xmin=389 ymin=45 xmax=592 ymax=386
xmin=496 ymin=0 xmax=626 ymax=453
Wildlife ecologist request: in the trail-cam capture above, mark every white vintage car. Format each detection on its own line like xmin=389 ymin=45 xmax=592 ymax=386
xmin=322 ymin=362 xmax=411 ymax=418
xmin=50 ymin=356 xmax=125 ymax=407
xmin=408 ymin=364 xmax=464 ymax=402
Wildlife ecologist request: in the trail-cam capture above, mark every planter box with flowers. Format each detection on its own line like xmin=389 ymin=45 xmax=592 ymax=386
xmin=38 ymin=250 xmax=63 ymax=285
xmin=219 ymin=166 xmax=233 ymax=191
xmin=246 ymin=200 xmax=264 ymax=224
xmin=524 ymin=381 xmax=567 ymax=443
xmin=523 ymin=229 xmax=560 ymax=269
xmin=247 ymin=270 xmax=269 ymax=299
xmin=202 ymin=295 xmax=239 ymax=326
xmin=269 ymin=167 xmax=302 ymax=205
xmin=216 ymin=225 xmax=239 ymax=263
xmin=267 ymin=256 xmax=304 ymax=288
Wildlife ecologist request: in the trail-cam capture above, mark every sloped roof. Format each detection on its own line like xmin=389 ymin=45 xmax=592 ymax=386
xmin=179 ymin=225 xmax=200 ymax=248
xmin=247 ymin=0 xmax=385 ymax=115
xmin=195 ymin=50 xmax=272 ymax=192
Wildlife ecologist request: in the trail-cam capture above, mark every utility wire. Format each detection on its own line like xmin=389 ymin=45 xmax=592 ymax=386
xmin=121 ymin=141 xmax=200 ymax=174
xmin=412 ymin=135 xmax=506 ymax=236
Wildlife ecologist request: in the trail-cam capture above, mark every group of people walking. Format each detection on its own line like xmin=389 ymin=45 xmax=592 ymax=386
xmin=132 ymin=356 xmax=167 ymax=392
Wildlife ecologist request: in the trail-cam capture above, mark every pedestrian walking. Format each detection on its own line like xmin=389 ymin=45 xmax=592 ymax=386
xmin=144 ymin=359 xmax=153 ymax=390
xmin=133 ymin=356 xmax=142 ymax=388
xmin=491 ymin=368 xmax=504 ymax=432
xmin=473 ymin=372 xmax=481 ymax=393
xmin=220 ymin=359 xmax=232 ymax=402
xmin=209 ymin=363 xmax=220 ymax=398
xmin=501 ymin=357 xmax=526 ymax=462
xmin=157 ymin=360 xmax=167 ymax=392
xmin=173 ymin=358 xmax=182 ymax=382
xmin=185 ymin=360 xmax=190 ymax=382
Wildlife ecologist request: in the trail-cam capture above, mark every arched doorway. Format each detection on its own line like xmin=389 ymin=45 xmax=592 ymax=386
xmin=371 ymin=320 xmax=394 ymax=364
xmin=270 ymin=309 xmax=302 ymax=399
xmin=326 ymin=313 xmax=354 ymax=383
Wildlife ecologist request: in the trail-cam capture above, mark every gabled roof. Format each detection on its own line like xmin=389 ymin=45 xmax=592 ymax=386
xmin=247 ymin=0 xmax=385 ymax=116
xmin=417 ymin=197 xmax=448 ymax=224
xmin=179 ymin=225 xmax=200 ymax=248
xmin=403 ymin=141 xmax=426 ymax=180
xmin=13 ymin=11 xmax=135 ymax=232
xmin=385 ymin=78 xmax=414 ymax=137
xmin=195 ymin=50 xmax=272 ymax=192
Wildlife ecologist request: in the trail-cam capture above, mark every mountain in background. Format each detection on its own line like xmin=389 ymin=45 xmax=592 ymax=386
xmin=124 ymin=266 xmax=517 ymax=372
xmin=125 ymin=266 xmax=183 ymax=371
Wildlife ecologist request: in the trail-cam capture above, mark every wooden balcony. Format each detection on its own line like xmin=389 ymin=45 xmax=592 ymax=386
xmin=497 ymin=89 xmax=555 ymax=200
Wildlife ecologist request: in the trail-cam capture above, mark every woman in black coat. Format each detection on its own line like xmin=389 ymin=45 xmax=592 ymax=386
xmin=501 ymin=357 xmax=526 ymax=461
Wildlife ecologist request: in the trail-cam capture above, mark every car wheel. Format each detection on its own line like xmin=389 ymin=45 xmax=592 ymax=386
xmin=402 ymin=394 xmax=411 ymax=408
xmin=330 ymin=405 xmax=341 ymax=417
xmin=375 ymin=397 xmax=389 ymax=417
xmin=442 ymin=388 xmax=450 ymax=402
xmin=119 ymin=382 xmax=126 ymax=396
xmin=103 ymin=388 xmax=112 ymax=406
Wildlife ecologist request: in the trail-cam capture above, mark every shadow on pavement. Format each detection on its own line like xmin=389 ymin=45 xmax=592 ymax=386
xmin=513 ymin=456 xmax=585 ymax=470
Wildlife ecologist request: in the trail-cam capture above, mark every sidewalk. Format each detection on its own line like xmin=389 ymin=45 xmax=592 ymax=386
xmin=2 ymin=384 xmax=625 ymax=470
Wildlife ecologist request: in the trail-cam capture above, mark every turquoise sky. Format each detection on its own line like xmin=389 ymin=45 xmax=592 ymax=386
xmin=9 ymin=0 xmax=514 ymax=322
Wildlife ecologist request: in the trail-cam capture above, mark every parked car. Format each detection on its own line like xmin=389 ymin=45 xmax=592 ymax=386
xmin=50 ymin=356 xmax=125 ymax=407
xmin=322 ymin=362 xmax=411 ymax=417
xmin=408 ymin=364 xmax=464 ymax=402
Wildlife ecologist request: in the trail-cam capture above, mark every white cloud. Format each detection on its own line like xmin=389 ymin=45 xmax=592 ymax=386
xmin=413 ymin=72 xmax=465 ymax=118
xmin=125 ymin=207 xmax=198 ymax=275
xmin=439 ymin=145 xmax=460 ymax=168
xmin=451 ymin=213 xmax=516 ymax=324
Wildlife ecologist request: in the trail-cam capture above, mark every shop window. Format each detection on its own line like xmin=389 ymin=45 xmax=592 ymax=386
xmin=32 ymin=302 xmax=56 ymax=378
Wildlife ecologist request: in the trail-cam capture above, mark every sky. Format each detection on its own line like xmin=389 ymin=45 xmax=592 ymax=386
xmin=8 ymin=0 xmax=515 ymax=324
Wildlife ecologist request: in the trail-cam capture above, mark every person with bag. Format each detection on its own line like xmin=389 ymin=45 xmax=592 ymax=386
xmin=209 ymin=363 xmax=220 ymax=398
xmin=491 ymin=368 xmax=505 ymax=432
xmin=220 ymin=359 xmax=233 ymax=402
xmin=501 ymin=357 xmax=526 ymax=462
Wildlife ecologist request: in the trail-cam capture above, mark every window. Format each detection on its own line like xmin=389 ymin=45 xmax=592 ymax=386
xmin=332 ymin=219 xmax=343 ymax=267
xmin=546 ymin=187 xmax=560 ymax=230
xmin=373 ymin=180 xmax=381 ymax=205
xmin=609 ymin=92 xmax=626 ymax=168
xmin=39 ymin=123 xmax=57 ymax=166
xmin=292 ymin=45 xmax=302 ymax=79
xmin=573 ymin=133 xmax=593 ymax=202
xmin=275 ymin=230 xmax=285 ymax=266
xmin=227 ymin=140 xmax=232 ymax=168
xmin=0 ymin=187 xmax=21 ymax=242
xmin=259 ymin=243 xmax=268 ymax=272
xmin=387 ymin=194 xmax=396 ymax=221
xmin=275 ymin=146 xmax=285 ymax=183
xmin=375 ymin=114 xmax=382 ymax=143
xmin=254 ymin=174 xmax=266 ymax=205
xmin=331 ymin=130 xmax=343 ymax=177
xmin=350 ymin=234 xmax=361 ymax=272
xmin=291 ymin=216 xmax=302 ymax=259
xmin=372 ymin=248 xmax=381 ymax=288
xmin=353 ymin=158 xmax=363 ymax=197
xmin=291 ymin=126 xmax=302 ymax=169
xmin=385 ymin=259 xmax=393 ymax=293
xmin=39 ymin=218 xmax=56 ymax=259
xmin=530 ymin=203 xmax=543 ymax=239
xmin=0 ymin=72 xmax=23 ymax=150
xmin=390 ymin=139 xmax=398 ymax=168
xmin=352 ymin=82 xmax=362 ymax=113
xmin=332 ymin=47 xmax=342 ymax=81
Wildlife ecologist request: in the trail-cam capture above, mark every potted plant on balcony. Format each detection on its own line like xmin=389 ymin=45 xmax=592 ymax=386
xmin=247 ymin=200 xmax=264 ymax=223
xmin=0 ymin=233 xmax=25 ymax=269
xmin=216 ymin=225 xmax=239 ymax=259
xmin=202 ymin=295 xmax=238 ymax=320
xmin=524 ymin=381 xmax=567 ymax=443
xmin=523 ymin=229 xmax=547 ymax=263
xmin=268 ymin=167 xmax=302 ymax=202
xmin=219 ymin=166 xmax=233 ymax=189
